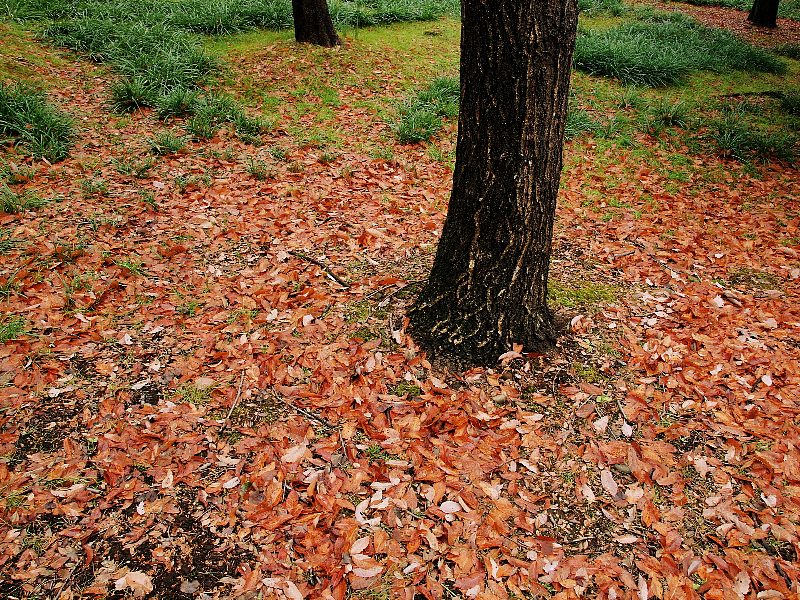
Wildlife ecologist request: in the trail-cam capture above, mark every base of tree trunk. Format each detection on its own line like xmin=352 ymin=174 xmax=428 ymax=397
xmin=409 ymin=296 xmax=557 ymax=367
xmin=292 ymin=0 xmax=341 ymax=47
xmin=747 ymin=0 xmax=779 ymax=27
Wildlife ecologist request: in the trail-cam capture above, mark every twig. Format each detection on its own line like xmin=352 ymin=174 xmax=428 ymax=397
xmin=52 ymin=559 xmax=81 ymax=599
xmin=551 ymin=367 xmax=565 ymax=400
xmin=289 ymin=250 xmax=350 ymax=288
xmin=616 ymin=397 xmax=629 ymax=422
xmin=289 ymin=403 xmax=337 ymax=430
xmin=219 ymin=371 xmax=246 ymax=434
xmin=272 ymin=389 xmax=337 ymax=429
xmin=379 ymin=280 xmax=424 ymax=303
xmin=365 ymin=279 xmax=424 ymax=301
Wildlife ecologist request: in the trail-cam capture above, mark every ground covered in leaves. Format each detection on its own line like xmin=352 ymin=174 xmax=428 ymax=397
xmin=1 ymin=3 xmax=800 ymax=600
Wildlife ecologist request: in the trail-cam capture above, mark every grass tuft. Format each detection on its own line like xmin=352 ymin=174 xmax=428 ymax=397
xmin=574 ymin=13 xmax=786 ymax=87
xmin=579 ymin=0 xmax=627 ymax=15
xmin=0 ymin=184 xmax=48 ymax=213
xmin=711 ymin=102 xmax=798 ymax=163
xmin=149 ymin=131 xmax=187 ymax=155
xmin=0 ymin=82 xmax=74 ymax=161
xmin=0 ymin=315 xmax=26 ymax=343
xmin=393 ymin=76 xmax=459 ymax=143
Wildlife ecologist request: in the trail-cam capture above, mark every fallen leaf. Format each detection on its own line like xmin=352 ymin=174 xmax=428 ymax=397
xmin=114 ymin=572 xmax=153 ymax=597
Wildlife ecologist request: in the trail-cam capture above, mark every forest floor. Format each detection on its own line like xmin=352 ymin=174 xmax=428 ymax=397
xmin=1 ymin=2 xmax=800 ymax=599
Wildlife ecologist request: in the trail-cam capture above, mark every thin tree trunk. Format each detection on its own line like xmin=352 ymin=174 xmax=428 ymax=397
xmin=748 ymin=0 xmax=780 ymax=27
xmin=292 ymin=0 xmax=340 ymax=47
xmin=409 ymin=0 xmax=579 ymax=366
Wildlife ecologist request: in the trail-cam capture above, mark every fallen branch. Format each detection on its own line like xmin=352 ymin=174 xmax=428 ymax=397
xmin=289 ymin=250 xmax=350 ymax=288
xmin=219 ymin=371 xmax=246 ymax=434
xmin=270 ymin=387 xmax=338 ymax=429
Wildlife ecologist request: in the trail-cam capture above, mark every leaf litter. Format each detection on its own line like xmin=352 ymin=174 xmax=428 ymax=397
xmin=1 ymin=14 xmax=799 ymax=600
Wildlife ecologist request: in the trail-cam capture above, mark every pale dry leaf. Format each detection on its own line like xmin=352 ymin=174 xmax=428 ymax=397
xmin=282 ymin=443 xmax=307 ymax=463
xmin=114 ymin=572 xmax=153 ymax=597
xmin=733 ymin=571 xmax=750 ymax=599
xmin=581 ymin=483 xmax=596 ymax=503
xmin=614 ymin=534 xmax=640 ymax=544
xmin=352 ymin=565 xmax=383 ymax=578
xmin=600 ymin=469 xmax=619 ymax=497
xmin=351 ymin=537 xmax=370 ymax=555
xmin=440 ymin=500 xmax=461 ymax=514
xmin=593 ymin=415 xmax=610 ymax=433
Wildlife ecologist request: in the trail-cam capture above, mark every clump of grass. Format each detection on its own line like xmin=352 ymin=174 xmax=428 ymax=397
xmin=149 ymin=131 xmax=186 ymax=155
xmin=711 ymin=102 xmax=798 ymax=162
xmin=0 ymin=228 xmax=23 ymax=254
xmin=0 ymin=82 xmax=74 ymax=162
xmin=0 ymin=184 xmax=48 ymax=213
xmin=245 ymin=157 xmax=274 ymax=180
xmin=112 ymin=156 xmax=155 ymax=178
xmin=650 ymin=98 xmax=691 ymax=127
xmin=393 ymin=76 xmax=459 ymax=143
xmin=566 ymin=108 xmax=600 ymax=139
xmin=578 ymin=0 xmax=626 ymax=15
xmin=110 ymin=77 xmax=152 ymax=112
xmin=617 ymin=86 xmax=645 ymax=110
xmin=780 ymin=92 xmax=800 ymax=117
xmin=79 ymin=178 xmax=108 ymax=197
xmin=44 ymin=19 xmax=216 ymax=110
xmin=232 ymin=113 xmax=269 ymax=144
xmin=155 ymin=87 xmax=200 ymax=119
xmin=574 ymin=14 xmax=786 ymax=87
xmin=175 ymin=382 xmax=212 ymax=405
xmin=775 ymin=44 xmax=800 ymax=61
xmin=674 ymin=0 xmax=800 ymax=21
xmin=548 ymin=281 xmax=617 ymax=309
xmin=185 ymin=93 xmax=266 ymax=140
xmin=0 ymin=315 xmax=26 ymax=343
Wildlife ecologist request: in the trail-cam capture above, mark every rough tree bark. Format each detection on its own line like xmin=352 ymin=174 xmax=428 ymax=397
xmin=748 ymin=0 xmax=780 ymax=27
xmin=408 ymin=0 xmax=579 ymax=366
xmin=292 ymin=0 xmax=340 ymax=47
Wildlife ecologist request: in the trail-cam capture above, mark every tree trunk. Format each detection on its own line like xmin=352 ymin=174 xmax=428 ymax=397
xmin=292 ymin=0 xmax=340 ymax=47
xmin=408 ymin=0 xmax=579 ymax=366
xmin=748 ymin=0 xmax=779 ymax=27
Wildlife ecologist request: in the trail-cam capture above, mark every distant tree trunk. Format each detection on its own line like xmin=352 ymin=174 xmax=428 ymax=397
xmin=292 ymin=0 xmax=340 ymax=47
xmin=408 ymin=0 xmax=579 ymax=366
xmin=748 ymin=0 xmax=779 ymax=27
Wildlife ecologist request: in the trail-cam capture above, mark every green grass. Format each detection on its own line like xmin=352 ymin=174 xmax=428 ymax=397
xmin=671 ymin=0 xmax=800 ymax=20
xmin=566 ymin=108 xmax=601 ymax=139
xmin=0 ymin=184 xmax=48 ymax=213
xmin=149 ymin=131 xmax=187 ymax=155
xmin=0 ymin=82 xmax=74 ymax=161
xmin=0 ymin=315 xmax=26 ymax=343
xmin=579 ymin=0 xmax=627 ymax=15
xmin=44 ymin=19 xmax=217 ymax=109
xmin=245 ymin=157 xmax=274 ymax=180
xmin=574 ymin=11 xmax=786 ymax=87
xmin=7 ymin=0 xmax=459 ymax=31
xmin=775 ymin=44 xmax=800 ymax=61
xmin=710 ymin=102 xmax=798 ymax=163
xmin=549 ymin=281 xmax=617 ymax=309
xmin=6 ymin=0 xmax=460 ymax=113
xmin=393 ymin=76 xmax=458 ymax=143
xmin=781 ymin=92 xmax=800 ymax=117
xmin=0 ymin=228 xmax=22 ymax=254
